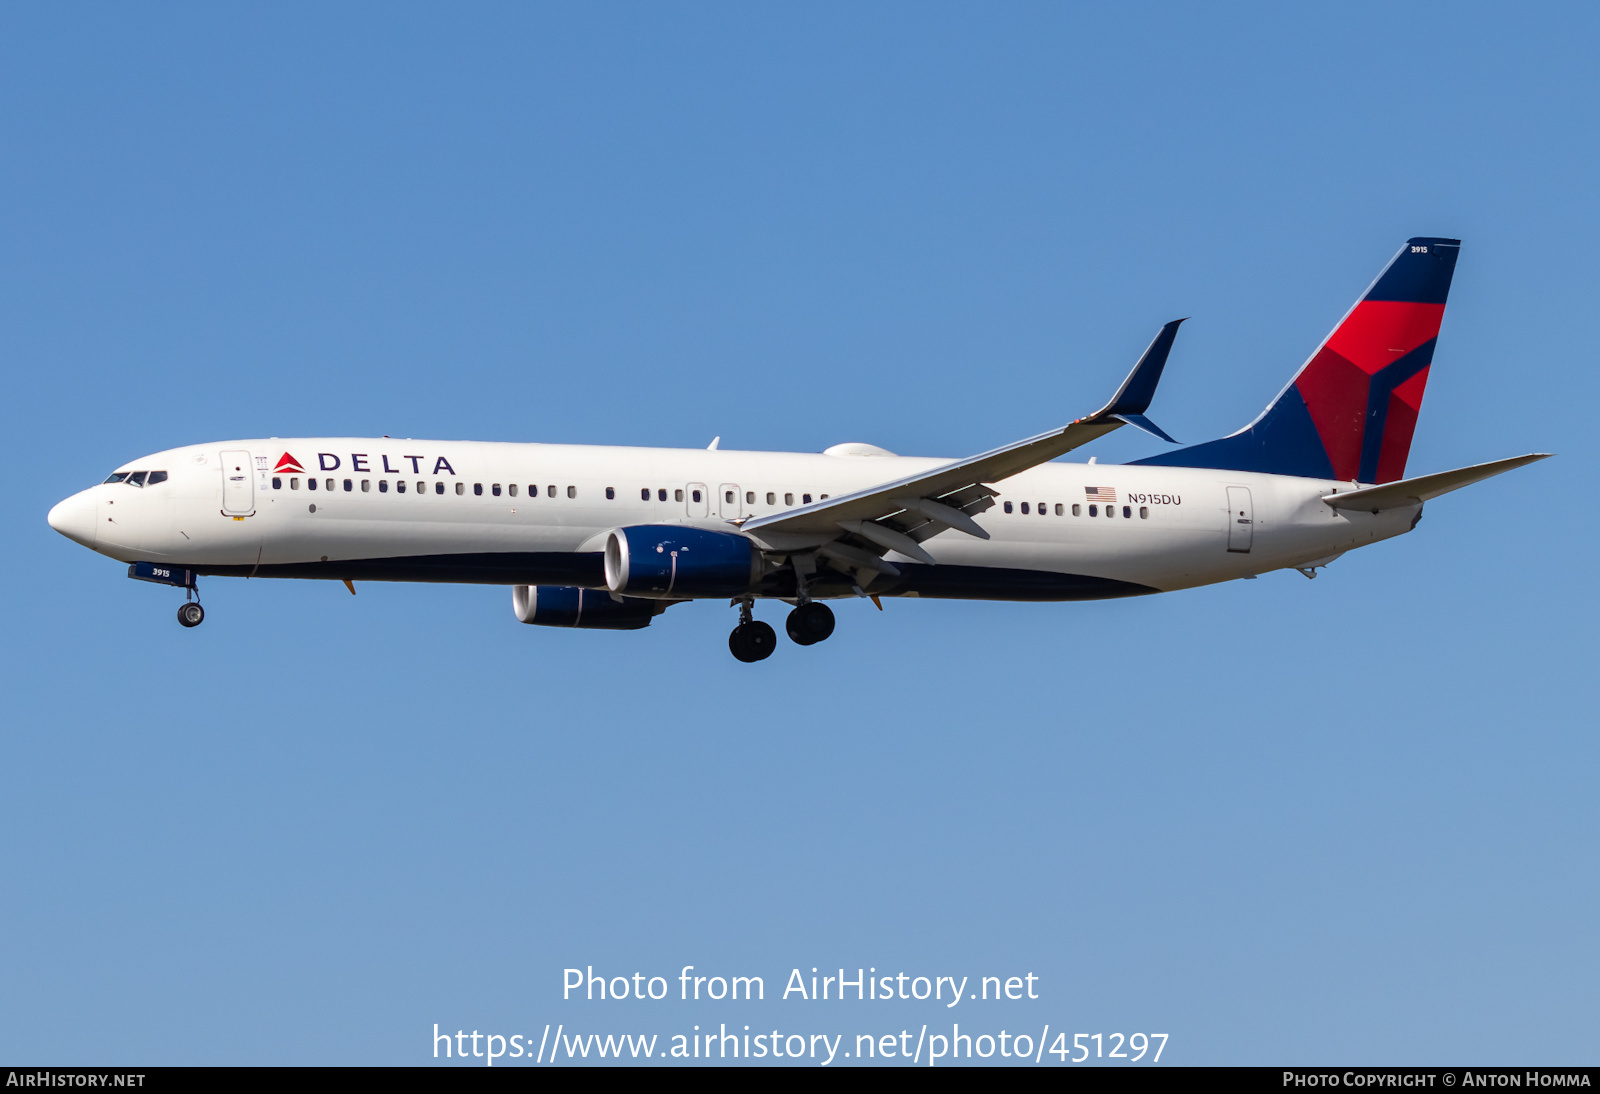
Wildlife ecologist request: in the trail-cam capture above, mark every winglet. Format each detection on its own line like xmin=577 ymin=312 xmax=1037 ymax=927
xmin=1091 ymin=318 xmax=1185 ymax=441
xmin=1110 ymin=412 xmax=1179 ymax=444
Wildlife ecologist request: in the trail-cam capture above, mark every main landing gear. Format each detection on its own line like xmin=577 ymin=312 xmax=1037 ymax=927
xmin=785 ymin=602 xmax=835 ymax=646
xmin=728 ymin=599 xmax=777 ymax=663
xmin=728 ymin=599 xmax=838 ymax=662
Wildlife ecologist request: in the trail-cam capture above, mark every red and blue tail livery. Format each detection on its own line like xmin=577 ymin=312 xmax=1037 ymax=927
xmin=1136 ymin=237 xmax=1460 ymax=483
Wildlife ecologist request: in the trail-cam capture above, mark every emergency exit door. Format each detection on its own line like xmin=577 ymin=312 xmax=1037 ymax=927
xmin=685 ymin=483 xmax=709 ymax=518
xmin=718 ymin=483 xmax=742 ymax=519
xmin=221 ymin=450 xmax=254 ymax=515
xmin=1226 ymin=486 xmax=1253 ymax=553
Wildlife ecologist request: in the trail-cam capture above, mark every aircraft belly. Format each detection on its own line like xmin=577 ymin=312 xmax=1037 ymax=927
xmin=910 ymin=522 xmax=1232 ymax=594
xmin=254 ymin=506 xmax=607 ymax=566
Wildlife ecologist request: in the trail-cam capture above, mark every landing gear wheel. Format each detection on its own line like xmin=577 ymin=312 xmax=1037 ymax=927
xmin=177 ymin=602 xmax=205 ymax=628
xmin=728 ymin=620 xmax=777 ymax=663
xmin=786 ymin=602 xmax=835 ymax=646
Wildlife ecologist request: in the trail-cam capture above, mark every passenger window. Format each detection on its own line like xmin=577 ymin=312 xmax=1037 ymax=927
xmin=435 ymin=482 xmax=444 ymax=495
xmin=548 ymin=485 xmax=557 ymax=498
xmin=147 ymin=471 xmax=168 ymax=485
xmin=658 ymin=489 xmax=667 ymax=502
xmin=605 ymin=487 xmax=615 ymax=500
xmin=126 ymin=471 xmax=147 ymax=486
xmin=509 ymin=484 xmax=518 ymax=497
xmin=1123 ymin=505 xmax=1131 ymax=518
xmin=1038 ymin=502 xmax=1046 ymax=515
xmin=784 ymin=493 xmax=793 ymax=506
xmin=1054 ymin=503 xmax=1063 ymax=515
xmin=692 ymin=489 xmax=702 ymax=503
xmin=474 ymin=483 xmax=483 ymax=496
xmin=1072 ymin=503 xmax=1080 ymax=516
xmin=396 ymin=480 xmax=405 ymax=493
xmin=766 ymin=492 xmax=775 ymax=505
xmin=567 ymin=486 xmax=576 ymax=499
xmin=327 ymin=479 xmax=335 ymax=491
xmin=641 ymin=488 xmax=650 ymax=501
xmin=344 ymin=479 xmax=353 ymax=492
xmin=675 ymin=489 xmax=684 ymax=502
xmin=308 ymin=477 xmax=317 ymax=490
xmin=746 ymin=491 xmax=755 ymax=504
xmin=491 ymin=484 xmax=501 ymax=496
xmin=291 ymin=477 xmax=300 ymax=490
xmin=1088 ymin=504 xmax=1097 ymax=516
xmin=725 ymin=490 xmax=734 ymax=504
xmin=802 ymin=493 xmax=812 ymax=504
xmin=1020 ymin=502 xmax=1029 ymax=514
xmin=272 ymin=477 xmax=282 ymax=490
xmin=529 ymin=485 xmax=538 ymax=497
xmin=378 ymin=479 xmax=388 ymax=493
xmin=362 ymin=480 xmax=371 ymax=492
xmin=103 ymin=473 xmax=128 ymax=484
xmin=1003 ymin=501 xmax=1013 ymax=513
xmin=1139 ymin=506 xmax=1149 ymax=519
xmin=820 ymin=494 xmax=829 ymax=500
xmin=455 ymin=482 xmax=465 ymax=495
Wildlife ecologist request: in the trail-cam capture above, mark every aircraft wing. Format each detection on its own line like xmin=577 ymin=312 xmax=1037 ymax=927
xmin=740 ymin=320 xmax=1185 ymax=565
xmin=1322 ymin=453 xmax=1552 ymax=513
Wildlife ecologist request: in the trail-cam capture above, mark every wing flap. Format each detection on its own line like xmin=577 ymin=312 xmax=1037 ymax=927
xmin=742 ymin=319 xmax=1185 ymax=542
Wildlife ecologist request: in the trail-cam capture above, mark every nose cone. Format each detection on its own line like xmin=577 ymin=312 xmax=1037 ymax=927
xmin=48 ymin=492 xmax=98 ymax=549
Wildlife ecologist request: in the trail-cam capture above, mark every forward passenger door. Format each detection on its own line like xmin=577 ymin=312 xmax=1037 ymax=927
xmin=221 ymin=450 xmax=254 ymax=515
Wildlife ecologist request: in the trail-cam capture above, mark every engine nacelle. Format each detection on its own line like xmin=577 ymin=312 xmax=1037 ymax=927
xmin=604 ymin=525 xmax=762 ymax=599
xmin=512 ymin=585 xmax=659 ymax=630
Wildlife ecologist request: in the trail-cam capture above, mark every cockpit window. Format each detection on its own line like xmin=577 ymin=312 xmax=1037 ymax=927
xmin=146 ymin=471 xmax=168 ymax=485
xmin=125 ymin=471 xmax=148 ymax=486
xmin=103 ymin=472 xmax=128 ymax=484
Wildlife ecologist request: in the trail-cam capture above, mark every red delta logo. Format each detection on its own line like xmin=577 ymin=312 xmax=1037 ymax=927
xmin=273 ymin=452 xmax=305 ymax=474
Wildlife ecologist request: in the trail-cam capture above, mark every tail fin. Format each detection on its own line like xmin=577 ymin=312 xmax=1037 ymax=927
xmin=1134 ymin=237 xmax=1460 ymax=483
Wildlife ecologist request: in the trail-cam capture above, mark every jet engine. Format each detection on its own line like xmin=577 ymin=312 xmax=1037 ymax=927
xmin=512 ymin=585 xmax=661 ymax=630
xmin=604 ymin=525 xmax=762 ymax=598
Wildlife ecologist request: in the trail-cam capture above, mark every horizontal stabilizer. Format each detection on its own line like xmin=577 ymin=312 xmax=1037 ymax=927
xmin=1322 ymin=453 xmax=1551 ymax=513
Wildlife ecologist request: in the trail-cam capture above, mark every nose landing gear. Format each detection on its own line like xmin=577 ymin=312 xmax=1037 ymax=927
xmin=128 ymin=563 xmax=205 ymax=628
xmin=728 ymin=598 xmax=776 ymax=662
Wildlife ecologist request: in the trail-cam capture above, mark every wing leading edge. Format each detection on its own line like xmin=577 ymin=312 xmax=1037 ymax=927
xmin=740 ymin=320 xmax=1186 ymax=571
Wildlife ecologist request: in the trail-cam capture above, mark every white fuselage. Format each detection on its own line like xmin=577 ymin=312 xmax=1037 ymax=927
xmin=47 ymin=437 xmax=1419 ymax=599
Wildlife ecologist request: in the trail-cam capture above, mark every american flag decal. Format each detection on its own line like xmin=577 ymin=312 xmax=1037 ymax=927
xmin=1085 ymin=485 xmax=1116 ymax=503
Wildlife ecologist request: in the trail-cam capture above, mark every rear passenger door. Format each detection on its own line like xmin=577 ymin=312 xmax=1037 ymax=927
xmin=1226 ymin=486 xmax=1253 ymax=553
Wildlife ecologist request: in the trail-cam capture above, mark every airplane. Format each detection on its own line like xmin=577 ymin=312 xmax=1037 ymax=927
xmin=47 ymin=236 xmax=1548 ymax=662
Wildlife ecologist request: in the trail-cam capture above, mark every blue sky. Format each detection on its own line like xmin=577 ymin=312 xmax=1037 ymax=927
xmin=3 ymin=2 xmax=1596 ymax=1065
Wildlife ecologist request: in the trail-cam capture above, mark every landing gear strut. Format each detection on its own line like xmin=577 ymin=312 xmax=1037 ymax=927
xmin=177 ymin=579 xmax=204 ymax=628
xmin=728 ymin=598 xmax=776 ymax=663
xmin=786 ymin=602 xmax=835 ymax=645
